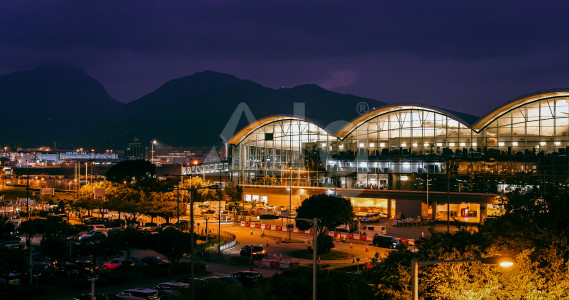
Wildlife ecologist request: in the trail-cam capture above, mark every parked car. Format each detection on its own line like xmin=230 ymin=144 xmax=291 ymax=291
xmin=54 ymin=261 xmax=81 ymax=278
xmin=116 ymin=288 xmax=161 ymax=299
xmin=218 ymin=276 xmax=240 ymax=284
xmin=46 ymin=214 xmax=68 ymax=223
xmin=372 ymin=235 xmax=401 ymax=249
xmin=239 ymin=245 xmax=266 ymax=259
xmin=7 ymin=215 xmax=21 ymax=228
xmin=103 ymin=258 xmax=133 ymax=270
xmin=87 ymin=224 xmax=107 ymax=232
xmin=335 ymin=225 xmax=356 ymax=233
xmin=74 ymin=260 xmax=98 ymax=275
xmin=232 ymin=271 xmax=262 ymax=284
xmin=174 ymin=220 xmax=189 ymax=231
xmin=126 ymin=257 xmax=147 ymax=267
xmin=360 ymin=225 xmax=387 ymax=236
xmin=79 ymin=230 xmax=107 ymax=240
xmin=154 ymin=281 xmax=189 ymax=290
xmin=360 ymin=212 xmax=381 ymax=223
xmin=105 ymin=219 xmax=126 ymax=229
xmin=141 ymin=222 xmax=159 ymax=232
xmin=84 ymin=217 xmax=108 ymax=225
xmin=141 ymin=256 xmax=169 ymax=266
xmin=73 ymin=294 xmax=120 ymax=300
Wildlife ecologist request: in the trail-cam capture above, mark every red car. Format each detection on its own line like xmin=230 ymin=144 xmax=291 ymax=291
xmin=103 ymin=258 xmax=129 ymax=270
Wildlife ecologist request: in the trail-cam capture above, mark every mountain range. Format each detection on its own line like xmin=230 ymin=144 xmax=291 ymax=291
xmin=0 ymin=65 xmax=477 ymax=149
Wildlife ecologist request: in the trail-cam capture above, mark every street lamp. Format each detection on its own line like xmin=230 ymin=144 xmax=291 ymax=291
xmin=165 ymin=179 xmax=219 ymax=300
xmin=151 ymin=140 xmax=157 ymax=163
xmin=260 ymin=215 xmax=318 ymax=300
xmin=411 ymin=256 xmax=515 ymax=300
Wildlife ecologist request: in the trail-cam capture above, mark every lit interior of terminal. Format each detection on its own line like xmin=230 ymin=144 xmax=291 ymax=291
xmin=195 ymin=90 xmax=569 ymax=224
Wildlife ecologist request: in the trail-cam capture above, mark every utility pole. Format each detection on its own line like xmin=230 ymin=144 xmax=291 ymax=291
xmin=26 ymin=175 xmax=30 ymax=220
xmin=88 ymin=275 xmax=98 ymax=300
xmin=218 ymin=170 xmax=222 ymax=259
xmin=447 ymin=159 xmax=450 ymax=233
xmin=189 ymin=189 xmax=195 ymax=300
xmin=426 ymin=173 xmax=429 ymax=220
xmin=289 ymin=166 xmax=292 ymax=241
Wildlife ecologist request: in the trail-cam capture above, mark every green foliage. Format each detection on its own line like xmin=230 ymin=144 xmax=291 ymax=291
xmin=296 ymin=194 xmax=354 ymax=253
xmin=76 ymin=234 xmax=120 ymax=265
xmin=224 ymin=183 xmax=243 ymax=203
xmin=39 ymin=234 xmax=72 ymax=262
xmin=0 ymin=247 xmax=26 ymax=276
xmin=105 ymin=159 xmax=156 ymax=184
xmin=364 ymin=186 xmax=569 ymax=299
xmin=19 ymin=219 xmax=48 ymax=246
xmin=150 ymin=227 xmax=192 ymax=264
xmin=316 ymin=235 xmax=335 ymax=255
xmin=0 ymin=216 xmax=16 ymax=236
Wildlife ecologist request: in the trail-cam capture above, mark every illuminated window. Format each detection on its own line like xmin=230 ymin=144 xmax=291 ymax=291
xmin=436 ymin=143 xmax=442 ymax=147
xmin=359 ymin=143 xmax=364 ymax=147
xmin=412 ymin=143 xmax=418 ymax=147
xmin=424 ymin=143 xmax=429 ymax=147
xmin=555 ymin=141 xmax=561 ymax=146
xmin=512 ymin=142 xmax=518 ymax=146
xmin=449 ymin=143 xmax=455 ymax=147
xmin=540 ymin=141 xmax=546 ymax=146
xmin=472 ymin=142 xmax=477 ymax=147
xmin=379 ymin=143 xmax=385 ymax=147
xmin=498 ymin=142 xmax=505 ymax=146
xmin=401 ymin=143 xmax=407 ymax=147
xmin=339 ymin=144 xmax=344 ymax=149
xmin=369 ymin=143 xmax=375 ymax=147
xmin=460 ymin=142 xmax=465 ymax=146
xmin=321 ymin=143 xmax=326 ymax=147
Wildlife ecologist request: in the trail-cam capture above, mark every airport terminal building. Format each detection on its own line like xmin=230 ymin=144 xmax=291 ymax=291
xmin=200 ymin=90 xmax=569 ymax=223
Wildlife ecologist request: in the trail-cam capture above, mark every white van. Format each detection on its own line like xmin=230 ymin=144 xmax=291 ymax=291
xmin=360 ymin=225 xmax=386 ymax=236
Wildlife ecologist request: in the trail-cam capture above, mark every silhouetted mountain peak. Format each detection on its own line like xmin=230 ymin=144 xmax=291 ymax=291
xmin=156 ymin=70 xmax=264 ymax=95
xmin=0 ymin=64 xmax=123 ymax=145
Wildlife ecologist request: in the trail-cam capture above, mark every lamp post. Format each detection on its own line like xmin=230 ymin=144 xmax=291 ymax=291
xmin=260 ymin=215 xmax=318 ymax=300
xmin=165 ymin=178 xmax=219 ymax=300
xmin=426 ymin=173 xmax=429 ymax=221
xmin=151 ymin=140 xmax=157 ymax=163
xmin=411 ymin=256 xmax=515 ymax=300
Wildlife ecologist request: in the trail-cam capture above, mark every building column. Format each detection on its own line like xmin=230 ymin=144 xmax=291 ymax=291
xmin=387 ymin=199 xmax=393 ymax=219
xmin=431 ymin=201 xmax=438 ymax=221
xmin=479 ymin=203 xmax=487 ymax=225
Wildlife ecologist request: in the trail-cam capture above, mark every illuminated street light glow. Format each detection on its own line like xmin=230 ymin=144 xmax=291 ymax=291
xmin=412 ymin=256 xmax=515 ymax=300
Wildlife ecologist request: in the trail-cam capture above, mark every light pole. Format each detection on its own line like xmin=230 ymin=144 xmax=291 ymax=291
xmin=288 ymin=166 xmax=292 ymax=241
xmin=426 ymin=173 xmax=429 ymax=221
xmin=151 ymin=140 xmax=157 ymax=163
xmin=261 ymin=215 xmax=318 ymax=300
xmin=165 ymin=179 xmax=219 ymax=300
xmin=411 ymin=256 xmax=515 ymax=300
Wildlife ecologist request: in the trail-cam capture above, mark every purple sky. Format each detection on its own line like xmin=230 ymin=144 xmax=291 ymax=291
xmin=2 ymin=1 xmax=569 ymax=116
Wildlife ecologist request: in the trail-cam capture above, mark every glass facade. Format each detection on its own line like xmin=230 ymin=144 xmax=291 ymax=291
xmin=228 ymin=92 xmax=569 ymax=194
xmin=230 ymin=117 xmax=334 ymax=187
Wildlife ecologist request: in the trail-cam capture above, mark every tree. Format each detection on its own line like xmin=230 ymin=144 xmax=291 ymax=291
xmin=19 ymin=219 xmax=48 ymax=247
xmin=363 ymin=186 xmax=569 ymax=299
xmin=105 ymin=159 xmax=156 ymax=184
xmin=151 ymin=227 xmax=192 ymax=265
xmin=295 ymin=194 xmax=354 ymax=253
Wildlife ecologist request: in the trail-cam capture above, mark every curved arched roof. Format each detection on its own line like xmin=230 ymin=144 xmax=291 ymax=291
xmin=472 ymin=89 xmax=569 ymax=131
xmin=334 ymin=104 xmax=472 ymax=139
xmin=227 ymin=115 xmax=332 ymax=145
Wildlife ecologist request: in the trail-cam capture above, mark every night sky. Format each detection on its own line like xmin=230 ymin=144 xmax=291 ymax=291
xmin=2 ymin=1 xmax=569 ymax=116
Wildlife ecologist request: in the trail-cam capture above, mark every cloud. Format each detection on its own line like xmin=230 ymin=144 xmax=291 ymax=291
xmin=318 ymin=71 xmax=357 ymax=90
